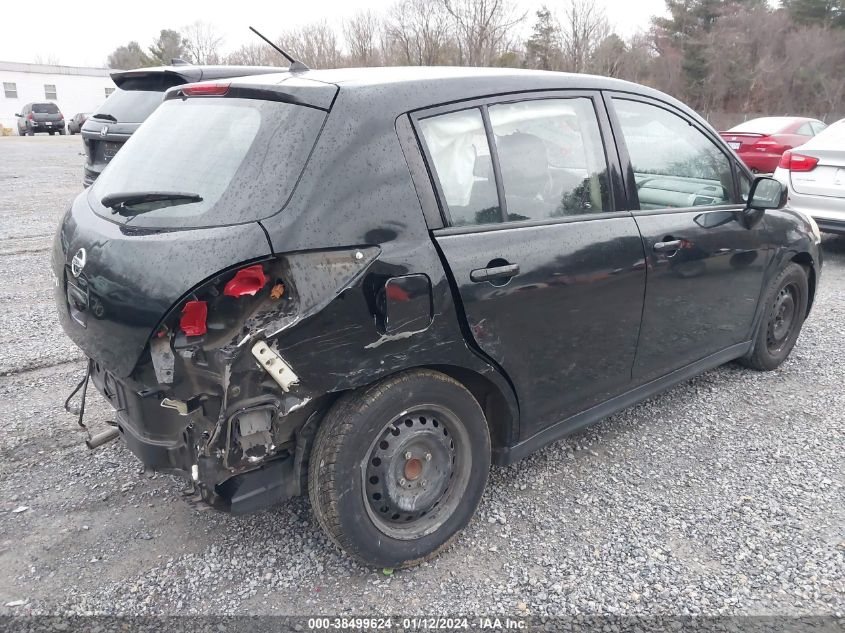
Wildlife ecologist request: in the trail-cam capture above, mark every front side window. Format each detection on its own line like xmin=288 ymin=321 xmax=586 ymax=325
xmin=105 ymin=87 xmax=115 ymax=97
xmin=797 ymin=122 xmax=813 ymax=136
xmin=419 ymin=108 xmax=501 ymax=227
xmin=3 ymin=82 xmax=16 ymax=98
xmin=488 ymin=98 xmax=610 ymax=220
xmin=44 ymin=84 xmax=57 ymax=100
xmin=810 ymin=121 xmax=827 ymax=136
xmin=613 ymin=99 xmax=734 ymax=209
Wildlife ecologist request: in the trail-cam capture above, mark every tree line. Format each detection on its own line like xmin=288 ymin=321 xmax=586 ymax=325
xmin=107 ymin=0 xmax=845 ymax=121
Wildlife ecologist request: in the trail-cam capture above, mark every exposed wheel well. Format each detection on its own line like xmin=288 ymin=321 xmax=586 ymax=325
xmin=791 ymin=252 xmax=816 ymax=316
xmin=423 ymin=364 xmax=516 ymax=450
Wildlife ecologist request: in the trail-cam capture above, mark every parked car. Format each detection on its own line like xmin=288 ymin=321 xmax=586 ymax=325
xmin=54 ymin=67 xmax=822 ymax=569
xmin=720 ymin=116 xmax=826 ymax=174
xmin=67 ymin=112 xmax=90 ymax=135
xmin=773 ymin=118 xmax=845 ymax=235
xmin=80 ymin=63 xmax=283 ymax=186
xmin=16 ymin=102 xmax=65 ymax=136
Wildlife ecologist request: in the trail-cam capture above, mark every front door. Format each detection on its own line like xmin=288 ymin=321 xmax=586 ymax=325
xmin=607 ymin=95 xmax=771 ymax=381
xmin=415 ymin=94 xmax=646 ymax=436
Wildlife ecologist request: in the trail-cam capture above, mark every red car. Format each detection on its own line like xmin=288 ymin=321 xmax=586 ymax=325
xmin=720 ymin=117 xmax=827 ymax=174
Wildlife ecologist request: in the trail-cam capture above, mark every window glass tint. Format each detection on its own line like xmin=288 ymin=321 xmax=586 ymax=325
xmin=419 ymin=108 xmax=501 ymax=227
xmin=613 ymin=99 xmax=734 ymax=209
xmin=489 ymin=98 xmax=609 ymax=220
xmin=90 ymin=98 xmax=326 ymax=229
xmin=32 ymin=103 xmax=59 ymax=113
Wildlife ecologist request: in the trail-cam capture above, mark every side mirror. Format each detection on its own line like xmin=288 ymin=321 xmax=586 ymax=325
xmin=14 ymin=113 xmax=21 ymax=117
xmin=747 ymin=176 xmax=787 ymax=211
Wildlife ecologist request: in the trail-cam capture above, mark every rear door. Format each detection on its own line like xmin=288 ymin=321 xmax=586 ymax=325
xmin=414 ymin=92 xmax=646 ymax=436
xmin=606 ymin=94 xmax=771 ymax=382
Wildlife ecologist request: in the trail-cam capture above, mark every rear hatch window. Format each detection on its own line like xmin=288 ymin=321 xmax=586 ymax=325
xmin=32 ymin=103 xmax=59 ymax=113
xmin=89 ymin=97 xmax=326 ymax=229
xmin=90 ymin=76 xmax=183 ymax=124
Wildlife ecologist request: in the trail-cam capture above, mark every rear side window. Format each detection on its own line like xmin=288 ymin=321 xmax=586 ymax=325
xmin=419 ymin=109 xmax=501 ymax=227
xmin=797 ymin=122 xmax=813 ymax=136
xmin=488 ymin=98 xmax=609 ymax=220
xmin=613 ymin=99 xmax=734 ymax=209
xmin=90 ymin=97 xmax=326 ymax=229
xmin=809 ymin=121 xmax=827 ymax=135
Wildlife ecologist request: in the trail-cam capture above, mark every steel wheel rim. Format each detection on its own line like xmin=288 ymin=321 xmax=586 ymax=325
xmin=361 ymin=404 xmax=472 ymax=540
xmin=767 ymin=282 xmax=799 ymax=353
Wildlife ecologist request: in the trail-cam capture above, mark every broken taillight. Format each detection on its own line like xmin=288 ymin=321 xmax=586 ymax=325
xmin=224 ymin=265 xmax=267 ymax=298
xmin=179 ymin=301 xmax=208 ymax=336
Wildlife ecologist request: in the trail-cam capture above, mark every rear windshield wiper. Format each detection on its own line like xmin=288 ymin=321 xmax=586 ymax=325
xmin=101 ymin=191 xmax=203 ymax=216
xmin=91 ymin=113 xmax=117 ymax=122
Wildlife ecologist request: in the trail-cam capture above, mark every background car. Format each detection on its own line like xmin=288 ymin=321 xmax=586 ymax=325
xmin=774 ymin=118 xmax=845 ymax=235
xmin=80 ymin=62 xmax=281 ymax=186
xmin=67 ymin=112 xmax=90 ymax=135
xmin=16 ymin=102 xmax=65 ymax=136
xmin=720 ymin=116 xmax=826 ymax=174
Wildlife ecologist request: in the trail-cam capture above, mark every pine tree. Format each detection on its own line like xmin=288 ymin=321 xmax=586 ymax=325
xmin=525 ymin=7 xmax=562 ymax=70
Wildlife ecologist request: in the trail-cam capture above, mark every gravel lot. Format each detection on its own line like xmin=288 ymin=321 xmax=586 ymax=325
xmin=0 ymin=136 xmax=842 ymax=619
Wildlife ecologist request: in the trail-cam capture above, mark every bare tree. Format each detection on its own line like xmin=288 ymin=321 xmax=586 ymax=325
xmin=443 ymin=0 xmax=526 ymax=66
xmin=183 ymin=21 xmax=224 ymax=65
xmin=384 ymin=0 xmax=455 ymax=65
xmin=343 ymin=10 xmax=383 ymax=66
xmin=278 ymin=21 xmax=343 ymax=69
xmin=224 ymin=43 xmax=286 ymax=67
xmin=559 ymin=0 xmax=609 ymax=73
xmin=34 ymin=53 xmax=61 ymax=65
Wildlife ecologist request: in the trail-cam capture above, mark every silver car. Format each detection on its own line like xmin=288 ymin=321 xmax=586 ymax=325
xmin=774 ymin=118 xmax=845 ymax=235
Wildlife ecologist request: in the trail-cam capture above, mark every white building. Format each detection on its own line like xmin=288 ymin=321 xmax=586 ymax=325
xmin=0 ymin=61 xmax=116 ymax=134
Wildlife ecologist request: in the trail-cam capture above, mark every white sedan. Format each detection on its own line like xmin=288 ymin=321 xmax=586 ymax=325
xmin=774 ymin=118 xmax=845 ymax=235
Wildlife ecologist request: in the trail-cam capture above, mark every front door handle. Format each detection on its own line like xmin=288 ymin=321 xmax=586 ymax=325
xmin=470 ymin=263 xmax=520 ymax=283
xmin=653 ymin=239 xmax=683 ymax=253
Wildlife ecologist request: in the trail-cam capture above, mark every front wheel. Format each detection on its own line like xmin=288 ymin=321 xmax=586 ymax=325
xmin=308 ymin=369 xmax=491 ymax=568
xmin=740 ymin=262 xmax=808 ymax=371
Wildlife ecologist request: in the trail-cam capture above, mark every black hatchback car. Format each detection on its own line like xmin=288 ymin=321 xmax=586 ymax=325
xmin=80 ymin=63 xmax=281 ymax=186
xmin=54 ymin=67 xmax=822 ymax=569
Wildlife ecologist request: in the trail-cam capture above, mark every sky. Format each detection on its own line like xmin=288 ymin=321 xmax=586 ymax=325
xmin=0 ymin=0 xmax=669 ymax=68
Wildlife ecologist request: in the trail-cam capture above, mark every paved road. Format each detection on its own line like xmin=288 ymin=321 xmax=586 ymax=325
xmin=0 ymin=136 xmax=842 ymax=618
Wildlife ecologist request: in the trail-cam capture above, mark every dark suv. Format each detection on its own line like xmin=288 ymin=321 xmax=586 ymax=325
xmin=80 ymin=63 xmax=281 ymax=186
xmin=54 ymin=67 xmax=822 ymax=569
xmin=16 ymin=102 xmax=65 ymax=135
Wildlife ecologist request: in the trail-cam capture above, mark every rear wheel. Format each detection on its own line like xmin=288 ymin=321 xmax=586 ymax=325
xmin=740 ymin=262 xmax=808 ymax=371
xmin=308 ymin=369 xmax=490 ymax=568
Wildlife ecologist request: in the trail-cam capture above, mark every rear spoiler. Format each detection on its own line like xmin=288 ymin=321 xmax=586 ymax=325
xmin=165 ymin=76 xmax=338 ymax=112
xmin=110 ymin=65 xmax=284 ymax=90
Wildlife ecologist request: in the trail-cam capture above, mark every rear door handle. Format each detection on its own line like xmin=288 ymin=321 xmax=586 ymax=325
xmin=653 ymin=239 xmax=683 ymax=253
xmin=470 ymin=263 xmax=520 ymax=283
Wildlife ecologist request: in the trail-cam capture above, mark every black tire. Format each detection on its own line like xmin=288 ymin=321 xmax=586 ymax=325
xmin=308 ymin=369 xmax=491 ymax=568
xmin=58 ymin=129 xmax=65 ymax=136
xmin=739 ymin=262 xmax=808 ymax=371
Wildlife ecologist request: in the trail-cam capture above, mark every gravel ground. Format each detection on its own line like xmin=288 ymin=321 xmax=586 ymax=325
xmin=0 ymin=136 xmax=842 ymax=619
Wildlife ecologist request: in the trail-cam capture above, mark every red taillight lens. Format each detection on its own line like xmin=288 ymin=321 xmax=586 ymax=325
xmin=59 ymin=113 xmax=64 ymax=120
xmin=224 ymin=264 xmax=267 ymax=297
xmin=182 ymin=83 xmax=230 ymax=97
xmin=778 ymin=150 xmax=819 ymax=172
xmin=27 ymin=113 xmax=33 ymax=120
xmin=179 ymin=301 xmax=208 ymax=336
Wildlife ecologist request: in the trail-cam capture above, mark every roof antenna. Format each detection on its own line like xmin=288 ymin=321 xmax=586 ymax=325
xmin=249 ymin=26 xmax=310 ymax=72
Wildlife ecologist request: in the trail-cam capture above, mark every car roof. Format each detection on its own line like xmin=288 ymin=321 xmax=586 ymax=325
xmin=213 ymin=66 xmax=694 ymax=119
